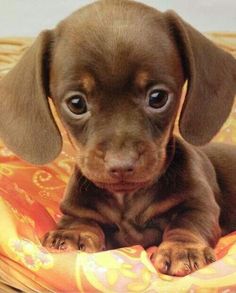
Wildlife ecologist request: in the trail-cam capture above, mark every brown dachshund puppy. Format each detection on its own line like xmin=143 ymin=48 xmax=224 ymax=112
xmin=0 ymin=0 xmax=236 ymax=276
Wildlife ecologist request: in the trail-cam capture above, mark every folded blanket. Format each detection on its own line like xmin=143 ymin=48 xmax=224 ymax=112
xmin=0 ymin=34 xmax=236 ymax=292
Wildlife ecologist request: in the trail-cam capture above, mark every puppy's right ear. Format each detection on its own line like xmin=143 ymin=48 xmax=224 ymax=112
xmin=0 ymin=31 xmax=62 ymax=165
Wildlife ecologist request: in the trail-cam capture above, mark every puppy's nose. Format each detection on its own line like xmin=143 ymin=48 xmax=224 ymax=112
xmin=106 ymin=157 xmax=136 ymax=179
xmin=109 ymin=162 xmax=135 ymax=178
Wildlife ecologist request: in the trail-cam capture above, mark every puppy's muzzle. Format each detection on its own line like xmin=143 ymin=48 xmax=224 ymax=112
xmin=93 ymin=148 xmax=151 ymax=192
xmin=105 ymin=152 xmax=137 ymax=180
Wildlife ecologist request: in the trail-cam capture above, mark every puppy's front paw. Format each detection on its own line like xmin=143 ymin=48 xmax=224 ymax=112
xmin=42 ymin=228 xmax=105 ymax=253
xmin=148 ymin=241 xmax=215 ymax=276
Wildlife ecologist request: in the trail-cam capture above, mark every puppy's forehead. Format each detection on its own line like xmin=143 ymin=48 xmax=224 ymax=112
xmin=51 ymin=0 xmax=182 ymax=94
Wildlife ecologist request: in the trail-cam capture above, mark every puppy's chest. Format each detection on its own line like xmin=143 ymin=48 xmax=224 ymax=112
xmin=103 ymin=192 xmax=171 ymax=249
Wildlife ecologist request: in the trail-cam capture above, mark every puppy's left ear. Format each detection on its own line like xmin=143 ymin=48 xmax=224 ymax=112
xmin=164 ymin=11 xmax=236 ymax=145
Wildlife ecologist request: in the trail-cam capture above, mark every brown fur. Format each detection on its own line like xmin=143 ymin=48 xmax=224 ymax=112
xmin=0 ymin=0 xmax=236 ymax=276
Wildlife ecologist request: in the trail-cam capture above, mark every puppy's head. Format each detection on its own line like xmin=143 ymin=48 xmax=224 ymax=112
xmin=0 ymin=0 xmax=236 ymax=193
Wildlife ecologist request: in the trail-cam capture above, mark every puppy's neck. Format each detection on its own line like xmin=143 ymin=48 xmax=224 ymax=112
xmin=112 ymin=192 xmax=126 ymax=206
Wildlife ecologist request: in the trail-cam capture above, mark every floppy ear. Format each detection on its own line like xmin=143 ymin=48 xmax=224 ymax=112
xmin=165 ymin=11 xmax=236 ymax=145
xmin=0 ymin=30 xmax=62 ymax=164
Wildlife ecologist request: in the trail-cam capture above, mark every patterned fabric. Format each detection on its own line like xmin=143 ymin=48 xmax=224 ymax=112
xmin=0 ymin=34 xmax=236 ymax=292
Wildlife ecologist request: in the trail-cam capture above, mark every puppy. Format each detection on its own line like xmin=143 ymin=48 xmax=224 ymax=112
xmin=0 ymin=0 xmax=236 ymax=276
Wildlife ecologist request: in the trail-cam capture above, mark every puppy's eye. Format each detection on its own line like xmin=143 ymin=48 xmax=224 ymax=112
xmin=148 ymin=89 xmax=169 ymax=109
xmin=66 ymin=94 xmax=87 ymax=115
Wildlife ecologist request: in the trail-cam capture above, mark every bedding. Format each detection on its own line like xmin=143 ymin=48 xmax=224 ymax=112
xmin=0 ymin=34 xmax=236 ymax=292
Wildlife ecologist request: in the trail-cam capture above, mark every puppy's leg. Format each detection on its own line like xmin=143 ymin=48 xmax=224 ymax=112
xmin=149 ymin=230 xmax=216 ymax=276
xmin=149 ymin=190 xmax=221 ymax=276
xmin=42 ymin=166 xmax=107 ymax=252
xmin=42 ymin=216 xmax=106 ymax=253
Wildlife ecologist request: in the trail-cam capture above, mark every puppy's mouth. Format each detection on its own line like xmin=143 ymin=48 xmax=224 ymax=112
xmin=94 ymin=181 xmax=150 ymax=193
